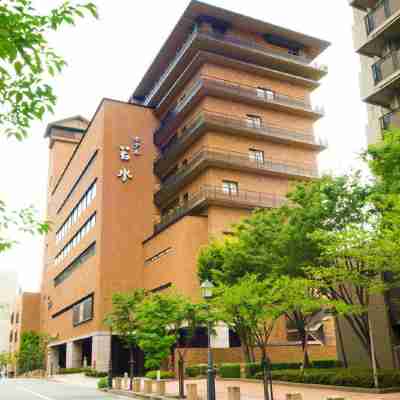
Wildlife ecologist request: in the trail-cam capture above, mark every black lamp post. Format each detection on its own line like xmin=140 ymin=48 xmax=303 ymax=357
xmin=201 ymin=280 xmax=216 ymax=400
xmin=108 ymin=328 xmax=113 ymax=389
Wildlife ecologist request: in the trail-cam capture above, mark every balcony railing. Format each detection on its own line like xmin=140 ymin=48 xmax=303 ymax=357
xmin=144 ymin=28 xmax=328 ymax=105
xmin=156 ymin=147 xmax=318 ymax=204
xmin=372 ymin=49 xmax=400 ymax=84
xmin=365 ymin=0 xmax=400 ymax=35
xmin=154 ymin=185 xmax=286 ymax=234
xmin=154 ymin=75 xmax=325 ymax=145
xmin=155 ymin=111 xmax=326 ymax=173
xmin=380 ymin=108 xmax=400 ymax=130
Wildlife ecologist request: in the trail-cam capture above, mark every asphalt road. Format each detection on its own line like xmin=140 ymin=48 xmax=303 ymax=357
xmin=0 ymin=379 xmax=124 ymax=400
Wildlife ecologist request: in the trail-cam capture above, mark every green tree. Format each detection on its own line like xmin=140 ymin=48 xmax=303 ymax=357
xmin=17 ymin=331 xmax=51 ymax=374
xmin=105 ymin=290 xmax=146 ymax=388
xmin=0 ymin=0 xmax=98 ymax=254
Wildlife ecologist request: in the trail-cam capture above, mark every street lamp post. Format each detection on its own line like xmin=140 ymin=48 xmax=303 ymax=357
xmin=201 ymin=280 xmax=216 ymax=400
xmin=108 ymin=328 xmax=113 ymax=389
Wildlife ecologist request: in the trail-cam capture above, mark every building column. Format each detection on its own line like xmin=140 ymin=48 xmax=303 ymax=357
xmin=66 ymin=341 xmax=83 ymax=369
xmin=47 ymin=347 xmax=59 ymax=375
xmin=211 ymin=323 xmax=230 ymax=348
xmin=92 ymin=333 xmax=111 ymax=372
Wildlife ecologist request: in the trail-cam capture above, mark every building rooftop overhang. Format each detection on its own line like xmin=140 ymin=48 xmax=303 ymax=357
xmin=131 ymin=0 xmax=330 ymax=102
xmin=348 ymin=0 xmax=377 ymax=10
xmin=44 ymin=115 xmax=89 ymax=138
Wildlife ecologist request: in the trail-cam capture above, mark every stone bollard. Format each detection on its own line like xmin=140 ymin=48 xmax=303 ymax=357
xmin=143 ymin=379 xmax=153 ymax=394
xmin=187 ymin=383 xmax=198 ymax=400
xmin=133 ymin=378 xmax=141 ymax=392
xmin=114 ymin=377 xmax=122 ymax=390
xmin=155 ymin=380 xmax=166 ymax=395
xmin=228 ymin=386 xmax=241 ymax=400
xmin=286 ymin=394 xmax=303 ymax=400
xmin=123 ymin=373 xmax=129 ymax=390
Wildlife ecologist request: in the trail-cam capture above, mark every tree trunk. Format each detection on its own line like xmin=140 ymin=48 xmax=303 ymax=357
xmin=301 ymin=331 xmax=311 ymax=369
xmin=261 ymin=348 xmax=270 ymax=400
xmin=129 ymin=346 xmax=135 ymax=391
xmin=335 ymin=316 xmax=348 ymax=368
xmin=178 ymin=356 xmax=185 ymax=398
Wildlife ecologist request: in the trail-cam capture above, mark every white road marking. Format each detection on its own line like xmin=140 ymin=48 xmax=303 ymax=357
xmin=17 ymin=387 xmax=55 ymax=400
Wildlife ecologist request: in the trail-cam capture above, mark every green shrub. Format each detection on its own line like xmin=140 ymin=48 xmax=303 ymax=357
xmin=312 ymin=360 xmax=342 ymax=369
xmin=85 ymin=369 xmax=108 ymax=378
xmin=219 ymin=363 xmax=241 ymax=379
xmin=97 ymin=377 xmax=109 ymax=389
xmin=186 ymin=364 xmax=208 ymax=377
xmin=252 ymin=368 xmax=400 ymax=389
xmin=244 ymin=363 xmax=262 ymax=378
xmin=58 ymin=368 xmax=91 ymax=375
xmin=145 ymin=370 xmax=175 ymax=380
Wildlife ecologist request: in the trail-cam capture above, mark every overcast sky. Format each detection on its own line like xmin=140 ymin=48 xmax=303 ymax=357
xmin=0 ymin=0 xmax=367 ymax=292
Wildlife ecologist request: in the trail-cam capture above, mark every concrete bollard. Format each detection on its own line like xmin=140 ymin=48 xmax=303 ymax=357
xmin=143 ymin=379 xmax=153 ymax=394
xmin=133 ymin=378 xmax=141 ymax=392
xmin=114 ymin=377 xmax=122 ymax=390
xmin=187 ymin=383 xmax=198 ymax=400
xmin=228 ymin=386 xmax=241 ymax=400
xmin=123 ymin=373 xmax=129 ymax=390
xmin=155 ymin=380 xmax=166 ymax=395
xmin=286 ymin=394 xmax=303 ymax=400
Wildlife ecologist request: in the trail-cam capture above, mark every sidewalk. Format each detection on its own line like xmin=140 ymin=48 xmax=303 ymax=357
xmin=50 ymin=373 xmax=99 ymax=389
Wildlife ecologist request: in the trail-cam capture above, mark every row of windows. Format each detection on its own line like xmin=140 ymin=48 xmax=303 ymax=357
xmin=54 ymin=243 xmax=96 ymax=287
xmin=56 ymin=181 xmax=97 ymax=244
xmin=73 ymin=296 xmax=93 ymax=326
xmin=10 ymin=312 xmax=19 ymax=324
xmin=55 ymin=214 xmax=96 ymax=265
xmin=145 ymin=247 xmax=173 ymax=265
xmin=9 ymin=330 xmax=17 ymax=343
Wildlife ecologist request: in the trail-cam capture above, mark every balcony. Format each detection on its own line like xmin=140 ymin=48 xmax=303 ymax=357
xmin=155 ymin=111 xmax=327 ymax=177
xmin=154 ymin=185 xmax=286 ymax=235
xmin=358 ymin=0 xmax=400 ymax=56
xmin=142 ymin=28 xmax=328 ymax=107
xmin=154 ymin=75 xmax=325 ymax=146
xmin=365 ymin=49 xmax=400 ymax=106
xmin=380 ymin=108 xmax=400 ymax=129
xmin=155 ymin=147 xmax=318 ymax=206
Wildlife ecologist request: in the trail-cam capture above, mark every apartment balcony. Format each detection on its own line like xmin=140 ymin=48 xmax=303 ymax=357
xmin=365 ymin=49 xmax=400 ymax=106
xmin=155 ymin=111 xmax=327 ymax=177
xmin=380 ymin=107 xmax=400 ymax=129
xmin=154 ymin=75 xmax=325 ymax=147
xmin=155 ymin=147 xmax=318 ymax=206
xmin=358 ymin=0 xmax=400 ymax=56
xmin=154 ymin=185 xmax=286 ymax=235
xmin=140 ymin=28 xmax=328 ymax=107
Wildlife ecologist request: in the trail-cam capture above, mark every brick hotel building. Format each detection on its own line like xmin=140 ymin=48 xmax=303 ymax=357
xmin=38 ymin=1 xmax=335 ymax=374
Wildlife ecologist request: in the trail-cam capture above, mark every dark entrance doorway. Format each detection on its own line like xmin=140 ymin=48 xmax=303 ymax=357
xmin=81 ymin=337 xmax=92 ymax=367
xmin=58 ymin=344 xmax=67 ymax=369
xmin=111 ymin=336 xmax=145 ymax=377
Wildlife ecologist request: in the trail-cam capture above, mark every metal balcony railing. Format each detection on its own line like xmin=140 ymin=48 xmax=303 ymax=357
xmin=156 ymin=111 xmax=326 ymax=167
xmin=144 ymin=28 xmax=328 ymax=105
xmin=158 ymin=147 xmax=318 ymax=196
xmin=372 ymin=49 xmax=400 ymax=84
xmin=380 ymin=108 xmax=400 ymax=130
xmin=154 ymin=185 xmax=286 ymax=234
xmin=365 ymin=0 xmax=400 ymax=35
xmin=154 ymin=75 xmax=325 ymax=144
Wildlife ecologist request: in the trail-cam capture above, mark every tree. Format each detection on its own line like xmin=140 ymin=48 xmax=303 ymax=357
xmin=17 ymin=331 xmax=51 ymax=374
xmin=135 ymin=292 xmax=208 ymax=398
xmin=105 ymin=290 xmax=146 ymax=389
xmin=0 ymin=0 xmax=98 ymax=254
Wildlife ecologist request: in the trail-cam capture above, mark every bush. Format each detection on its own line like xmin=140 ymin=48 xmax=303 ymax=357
xmin=58 ymin=368 xmax=91 ymax=375
xmin=253 ymin=368 xmax=400 ymax=389
xmin=85 ymin=369 xmax=108 ymax=378
xmin=312 ymin=360 xmax=342 ymax=369
xmin=219 ymin=363 xmax=241 ymax=379
xmin=97 ymin=377 xmax=109 ymax=389
xmin=186 ymin=364 xmax=208 ymax=378
xmin=245 ymin=362 xmax=301 ymax=378
xmin=244 ymin=363 xmax=263 ymax=378
xmin=145 ymin=370 xmax=175 ymax=380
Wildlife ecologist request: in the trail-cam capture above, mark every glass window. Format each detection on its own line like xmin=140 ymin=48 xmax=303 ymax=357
xmin=246 ymin=114 xmax=262 ymax=129
xmin=249 ymin=149 xmax=265 ymax=164
xmin=222 ymin=181 xmax=239 ymax=196
xmin=256 ymin=87 xmax=274 ymax=101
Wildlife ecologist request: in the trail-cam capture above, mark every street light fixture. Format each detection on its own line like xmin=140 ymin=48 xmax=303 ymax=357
xmin=201 ymin=280 xmax=216 ymax=400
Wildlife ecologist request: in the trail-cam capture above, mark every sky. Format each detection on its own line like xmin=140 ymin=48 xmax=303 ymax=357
xmin=0 ymin=0 xmax=367 ymax=292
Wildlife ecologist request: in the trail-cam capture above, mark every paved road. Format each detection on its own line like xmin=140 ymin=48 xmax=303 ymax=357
xmin=0 ymin=379 xmax=124 ymax=400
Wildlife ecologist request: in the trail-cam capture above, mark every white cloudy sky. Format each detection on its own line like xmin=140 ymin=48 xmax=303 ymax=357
xmin=0 ymin=0 xmax=367 ymax=292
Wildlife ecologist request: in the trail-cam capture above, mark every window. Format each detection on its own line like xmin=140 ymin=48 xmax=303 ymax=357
xmin=73 ymin=296 xmax=93 ymax=327
xmin=14 ymin=331 xmax=18 ymax=343
xmin=222 ymin=181 xmax=239 ymax=196
xmin=256 ymin=87 xmax=274 ymax=101
xmin=288 ymin=47 xmax=300 ymax=56
xmin=249 ymin=149 xmax=265 ymax=164
xmin=145 ymin=247 xmax=173 ymax=265
xmin=9 ymin=331 xmax=13 ymax=343
xmin=15 ymin=312 xmax=19 ymax=324
xmin=183 ymin=193 xmax=189 ymax=203
xmin=10 ymin=313 xmax=14 ymax=324
xmin=246 ymin=114 xmax=262 ymax=129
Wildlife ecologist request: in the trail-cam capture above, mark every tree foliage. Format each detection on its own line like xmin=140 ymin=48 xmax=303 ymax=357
xmin=17 ymin=331 xmax=51 ymax=373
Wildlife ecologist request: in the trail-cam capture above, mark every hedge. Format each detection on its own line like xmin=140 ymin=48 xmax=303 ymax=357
xmin=253 ymin=368 xmax=400 ymax=389
xmin=58 ymin=368 xmax=91 ymax=375
xmin=145 ymin=370 xmax=175 ymax=380
xmin=219 ymin=364 xmax=241 ymax=379
xmin=85 ymin=369 xmax=108 ymax=378
xmin=186 ymin=364 xmax=208 ymax=377
xmin=97 ymin=377 xmax=108 ymax=389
